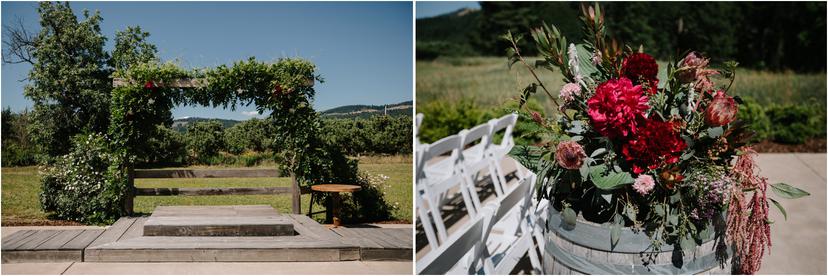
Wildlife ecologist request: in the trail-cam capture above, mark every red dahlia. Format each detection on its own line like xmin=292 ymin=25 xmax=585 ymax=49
xmin=587 ymin=78 xmax=650 ymax=139
xmin=621 ymin=53 xmax=659 ymax=94
xmin=621 ymin=119 xmax=687 ymax=174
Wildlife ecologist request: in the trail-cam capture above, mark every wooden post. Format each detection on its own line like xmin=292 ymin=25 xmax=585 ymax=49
xmin=291 ymin=172 xmax=300 ymax=214
xmin=124 ymin=166 xmax=135 ymax=216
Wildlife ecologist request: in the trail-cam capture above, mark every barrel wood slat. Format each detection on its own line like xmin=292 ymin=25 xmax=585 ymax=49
xmin=543 ymin=207 xmax=732 ymax=274
xmin=125 ymin=167 xmax=302 ymax=215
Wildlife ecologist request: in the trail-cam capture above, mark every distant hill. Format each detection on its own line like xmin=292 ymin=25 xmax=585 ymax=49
xmin=171 ymin=101 xmax=412 ymax=131
xmin=320 ymin=101 xmax=412 ymax=119
xmin=416 ymin=8 xmax=482 ymax=59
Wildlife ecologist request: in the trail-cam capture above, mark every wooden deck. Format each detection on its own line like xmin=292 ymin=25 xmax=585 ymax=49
xmin=332 ymin=227 xmax=412 ymax=261
xmin=2 ymin=215 xmax=412 ymax=263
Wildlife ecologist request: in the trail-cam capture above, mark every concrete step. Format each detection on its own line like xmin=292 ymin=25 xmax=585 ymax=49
xmin=143 ymin=205 xmax=294 ymax=236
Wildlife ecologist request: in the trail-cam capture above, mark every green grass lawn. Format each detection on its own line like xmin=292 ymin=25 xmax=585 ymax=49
xmin=417 ymin=56 xmax=827 ymax=114
xmin=1 ymin=156 xmax=412 ymax=225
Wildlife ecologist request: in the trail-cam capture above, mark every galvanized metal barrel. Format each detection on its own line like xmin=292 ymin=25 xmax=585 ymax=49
xmin=543 ymin=207 xmax=732 ymax=275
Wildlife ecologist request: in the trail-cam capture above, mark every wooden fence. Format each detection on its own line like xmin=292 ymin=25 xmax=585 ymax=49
xmin=124 ymin=168 xmax=301 ymax=215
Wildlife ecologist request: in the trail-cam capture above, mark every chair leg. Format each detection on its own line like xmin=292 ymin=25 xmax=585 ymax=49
xmin=307 ymin=192 xmax=315 ymax=216
xmin=487 ymin=162 xmax=504 ymax=196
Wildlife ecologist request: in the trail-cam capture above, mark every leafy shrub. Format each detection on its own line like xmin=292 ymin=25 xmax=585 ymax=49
xmin=40 ymin=133 xmax=124 ymax=224
xmin=1 ymin=108 xmax=37 ymax=167
xmin=418 ymin=97 xmax=549 ymax=146
xmin=766 ymin=104 xmax=823 ymax=144
xmin=737 ymin=98 xmax=772 ymax=142
xmin=335 ymin=172 xmax=397 ymax=223
xmin=185 ymin=120 xmax=226 ymax=163
xmin=418 ymin=98 xmax=485 ymax=143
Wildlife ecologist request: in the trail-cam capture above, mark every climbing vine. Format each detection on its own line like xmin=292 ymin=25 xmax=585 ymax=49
xmin=43 ymin=57 xmax=359 ymax=223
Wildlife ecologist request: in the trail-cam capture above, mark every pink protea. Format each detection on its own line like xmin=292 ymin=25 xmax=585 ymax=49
xmin=555 ymin=141 xmax=586 ymax=170
xmin=677 ymin=52 xmax=709 ymax=83
xmin=705 ymin=90 xmax=738 ymax=126
xmin=559 ymin=83 xmax=581 ymax=103
xmin=632 ymin=174 xmax=655 ymax=195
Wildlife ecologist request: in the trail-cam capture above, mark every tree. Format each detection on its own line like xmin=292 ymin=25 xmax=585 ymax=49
xmin=185 ymin=120 xmax=226 ymax=163
xmin=3 ymin=2 xmax=111 ymax=161
xmin=3 ymin=3 xmax=161 ymax=163
xmin=110 ymin=26 xmax=158 ymax=72
xmin=224 ymin=118 xmax=274 ymax=154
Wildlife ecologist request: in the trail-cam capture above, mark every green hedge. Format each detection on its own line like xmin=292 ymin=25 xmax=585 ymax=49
xmin=738 ymin=97 xmax=826 ymax=144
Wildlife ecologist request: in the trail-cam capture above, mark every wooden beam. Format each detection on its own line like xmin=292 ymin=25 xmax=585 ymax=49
xmin=135 ymin=187 xmax=291 ymax=196
xmin=134 ymin=168 xmax=280 ymax=179
xmin=113 ymin=78 xmax=205 ymax=88
xmin=291 ymin=172 xmax=300 ymax=214
xmin=113 ymin=78 xmax=314 ymax=88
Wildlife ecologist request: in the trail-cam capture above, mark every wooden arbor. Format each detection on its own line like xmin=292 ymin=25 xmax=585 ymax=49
xmin=114 ymin=78 xmax=303 ymax=215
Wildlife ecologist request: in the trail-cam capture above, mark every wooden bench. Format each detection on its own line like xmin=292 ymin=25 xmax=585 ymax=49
xmin=124 ymin=168 xmax=302 ymax=215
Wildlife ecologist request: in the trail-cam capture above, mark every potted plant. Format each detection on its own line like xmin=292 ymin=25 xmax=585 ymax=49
xmin=504 ymin=3 xmax=810 ymax=274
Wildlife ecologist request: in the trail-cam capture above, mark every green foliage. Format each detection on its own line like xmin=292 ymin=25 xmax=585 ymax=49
xmin=2 ymin=108 xmax=37 ymax=167
xmin=337 ymin=172 xmax=397 ymax=223
xmin=224 ymin=118 xmax=274 ymax=154
xmin=24 ymin=2 xmax=112 ymax=160
xmin=737 ymin=98 xmax=772 ymax=142
xmin=185 ymin=120 xmax=226 ymax=163
xmin=110 ymin=26 xmax=158 ymax=72
xmin=417 ymin=2 xmax=827 ymax=72
xmin=765 ymin=104 xmax=825 ymax=144
xmin=417 ymin=98 xmax=485 ymax=143
xmin=40 ymin=133 xmax=125 ymax=224
xmin=142 ymin=125 xmax=187 ymax=166
xmin=321 ymin=116 xmax=412 ymax=155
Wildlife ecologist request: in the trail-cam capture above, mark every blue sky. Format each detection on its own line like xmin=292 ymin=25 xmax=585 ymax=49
xmin=1 ymin=2 xmax=413 ymax=120
xmin=416 ymin=1 xmax=479 ymax=19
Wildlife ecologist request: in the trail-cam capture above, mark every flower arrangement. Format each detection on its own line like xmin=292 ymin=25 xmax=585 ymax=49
xmin=505 ymin=4 xmax=809 ymax=274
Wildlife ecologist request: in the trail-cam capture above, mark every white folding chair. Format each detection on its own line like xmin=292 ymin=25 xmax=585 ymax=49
xmin=418 ymin=134 xmax=482 ymax=245
xmin=416 ymin=202 xmax=499 ymax=275
xmin=459 ymin=123 xmax=505 ymax=198
xmin=488 ymin=114 xmax=525 ymax=188
xmin=479 ymin=173 xmax=543 ymax=275
xmin=416 ymin=113 xmax=424 ymax=147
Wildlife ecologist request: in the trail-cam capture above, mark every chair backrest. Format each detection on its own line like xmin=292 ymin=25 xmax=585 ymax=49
xmin=415 ymin=113 xmax=424 ymax=146
xmin=460 ymin=123 xmax=492 ymax=152
xmin=416 ymin=113 xmax=424 ymax=132
xmin=416 ymin=202 xmax=499 ymax=275
xmin=489 ymin=113 xmax=518 ymax=148
xmin=417 ymin=134 xmax=460 ymax=182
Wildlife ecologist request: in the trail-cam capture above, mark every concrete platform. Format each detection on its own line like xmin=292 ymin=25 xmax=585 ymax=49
xmin=84 ymin=215 xmax=357 ymax=262
xmin=143 ymin=205 xmax=293 ymax=237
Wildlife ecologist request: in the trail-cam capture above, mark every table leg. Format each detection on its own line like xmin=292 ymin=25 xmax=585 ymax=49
xmin=332 ymin=192 xmax=342 ymax=227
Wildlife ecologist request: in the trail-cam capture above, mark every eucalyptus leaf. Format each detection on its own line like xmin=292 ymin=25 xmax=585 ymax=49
xmin=590 ymin=148 xmax=607 ymax=158
xmin=769 ymin=197 xmax=787 ymax=220
xmin=707 ymin=127 xmax=724 ymax=138
xmin=563 ymin=207 xmax=577 ymax=226
xmin=589 ymin=164 xmax=634 ymax=190
xmin=610 ymin=221 xmax=621 ymax=251
xmin=770 ymin=183 xmax=810 ymax=199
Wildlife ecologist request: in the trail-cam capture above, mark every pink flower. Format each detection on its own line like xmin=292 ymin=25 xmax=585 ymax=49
xmin=559 ymin=83 xmax=581 ymax=103
xmin=587 ymin=78 xmax=650 ymax=139
xmin=531 ymin=111 xmax=544 ymax=125
xmin=632 ymin=174 xmax=655 ymax=195
xmin=555 ymin=141 xmax=586 ymax=170
xmin=591 ymin=51 xmax=602 ymax=65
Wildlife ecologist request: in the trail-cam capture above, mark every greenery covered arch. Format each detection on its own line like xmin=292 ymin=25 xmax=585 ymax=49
xmin=103 ymin=57 xmax=358 ymax=217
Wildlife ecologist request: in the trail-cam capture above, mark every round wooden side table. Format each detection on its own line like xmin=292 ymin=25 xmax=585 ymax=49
xmin=310 ymin=184 xmax=362 ymax=227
